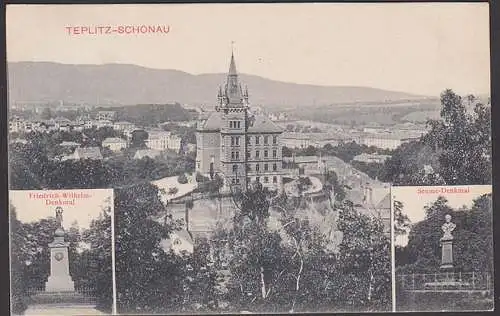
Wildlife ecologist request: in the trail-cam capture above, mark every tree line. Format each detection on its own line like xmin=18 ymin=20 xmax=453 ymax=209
xmin=114 ymin=182 xmax=391 ymax=313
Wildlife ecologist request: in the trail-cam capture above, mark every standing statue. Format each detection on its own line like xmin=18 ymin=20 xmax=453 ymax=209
xmin=55 ymin=207 xmax=64 ymax=228
xmin=441 ymin=214 xmax=456 ymax=240
xmin=440 ymin=214 xmax=456 ymax=270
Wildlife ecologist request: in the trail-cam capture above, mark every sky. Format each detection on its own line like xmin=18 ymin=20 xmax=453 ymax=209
xmin=6 ymin=3 xmax=490 ymax=96
xmin=392 ymin=185 xmax=492 ymax=246
xmin=10 ymin=189 xmax=114 ymax=230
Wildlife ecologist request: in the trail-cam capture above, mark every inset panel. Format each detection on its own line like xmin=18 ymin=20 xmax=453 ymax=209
xmin=9 ymin=189 xmax=115 ymax=315
xmin=392 ymin=185 xmax=493 ymax=312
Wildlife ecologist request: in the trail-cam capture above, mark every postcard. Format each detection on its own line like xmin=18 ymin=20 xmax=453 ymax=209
xmin=6 ymin=3 xmax=491 ymax=315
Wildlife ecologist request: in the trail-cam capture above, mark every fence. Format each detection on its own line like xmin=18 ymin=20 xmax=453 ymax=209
xmin=26 ymin=285 xmax=97 ymax=304
xmin=397 ymin=272 xmax=493 ymax=292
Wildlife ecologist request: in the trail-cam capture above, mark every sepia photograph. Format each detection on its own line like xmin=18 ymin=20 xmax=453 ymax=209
xmin=9 ymin=189 xmax=115 ymax=315
xmin=392 ymin=185 xmax=493 ymax=312
xmin=6 ymin=2 xmax=491 ymax=314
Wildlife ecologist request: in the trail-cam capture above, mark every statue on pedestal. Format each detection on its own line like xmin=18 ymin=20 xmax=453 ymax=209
xmin=440 ymin=214 xmax=455 ymax=270
xmin=45 ymin=207 xmax=75 ymax=292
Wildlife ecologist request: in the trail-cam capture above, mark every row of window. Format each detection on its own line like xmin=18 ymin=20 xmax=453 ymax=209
xmin=229 ymin=121 xmax=241 ymax=129
xmin=246 ymin=135 xmax=277 ymax=145
xmin=247 ymin=149 xmax=278 ymax=159
xmin=230 ymin=136 xmax=278 ymax=147
xmin=231 ymin=149 xmax=279 ymax=160
xmin=254 ymin=176 xmax=278 ymax=184
xmin=232 ymin=163 xmax=279 ymax=173
xmin=250 ymin=163 xmax=278 ymax=172
xmin=231 ymin=176 xmax=278 ymax=184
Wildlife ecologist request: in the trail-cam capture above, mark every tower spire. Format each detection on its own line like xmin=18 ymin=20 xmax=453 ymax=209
xmin=225 ymin=43 xmax=243 ymax=105
xmin=228 ymin=42 xmax=237 ymax=76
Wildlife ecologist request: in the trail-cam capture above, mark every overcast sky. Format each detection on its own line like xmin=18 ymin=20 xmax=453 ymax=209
xmin=393 ymin=185 xmax=492 ymax=247
xmin=10 ymin=189 xmax=113 ymax=230
xmin=6 ymin=3 xmax=490 ymax=96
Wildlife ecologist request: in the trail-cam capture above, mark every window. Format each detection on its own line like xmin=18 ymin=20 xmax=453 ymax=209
xmin=273 ymin=176 xmax=277 ymax=183
xmin=264 ymin=150 xmax=268 ymax=158
xmin=264 ymin=164 xmax=268 ymax=171
xmin=273 ymin=136 xmax=277 ymax=144
xmin=229 ymin=121 xmax=234 ymax=128
xmin=264 ymin=136 xmax=269 ymax=145
xmin=256 ymin=164 xmax=260 ymax=171
xmin=232 ymin=151 xmax=239 ymax=160
xmin=255 ymin=136 xmax=260 ymax=145
xmin=273 ymin=149 xmax=277 ymax=158
xmin=231 ymin=152 xmax=235 ymax=160
xmin=246 ymin=151 xmax=251 ymax=159
xmin=231 ymin=136 xmax=240 ymax=146
xmin=237 ymin=121 xmax=241 ymax=128
xmin=255 ymin=150 xmax=260 ymax=158
xmin=246 ymin=165 xmax=251 ymax=172
xmin=247 ymin=177 xmax=250 ymax=183
xmin=232 ymin=178 xmax=236 ymax=184
xmin=232 ymin=164 xmax=238 ymax=173
xmin=246 ymin=136 xmax=251 ymax=145
xmin=264 ymin=176 xmax=269 ymax=183
xmin=236 ymin=178 xmax=240 ymax=184
xmin=273 ymin=163 xmax=277 ymax=171
xmin=256 ymin=176 xmax=260 ymax=182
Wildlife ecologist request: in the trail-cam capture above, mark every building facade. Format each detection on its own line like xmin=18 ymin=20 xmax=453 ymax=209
xmin=196 ymin=53 xmax=284 ymax=191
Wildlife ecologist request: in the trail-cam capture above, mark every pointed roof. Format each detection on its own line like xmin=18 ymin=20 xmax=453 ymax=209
xmin=224 ymin=50 xmax=244 ymax=105
xmin=228 ymin=50 xmax=238 ymax=76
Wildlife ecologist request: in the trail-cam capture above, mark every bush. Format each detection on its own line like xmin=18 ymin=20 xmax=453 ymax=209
xmin=177 ymin=174 xmax=188 ymax=184
xmin=195 ymin=172 xmax=208 ymax=183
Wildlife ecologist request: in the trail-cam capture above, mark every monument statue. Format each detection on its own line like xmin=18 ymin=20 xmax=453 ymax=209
xmin=441 ymin=214 xmax=456 ymax=240
xmin=45 ymin=207 xmax=75 ymax=292
xmin=55 ymin=206 xmax=63 ymax=228
xmin=440 ymin=214 xmax=455 ymax=270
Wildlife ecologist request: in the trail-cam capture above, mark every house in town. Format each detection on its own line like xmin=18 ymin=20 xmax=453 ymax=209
xmin=102 ymin=137 xmax=127 ymax=152
xmin=62 ymin=147 xmax=103 ymax=161
xmin=133 ymin=149 xmax=162 ymax=160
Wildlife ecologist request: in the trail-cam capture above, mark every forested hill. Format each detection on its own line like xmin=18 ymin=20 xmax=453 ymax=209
xmin=99 ymin=103 xmax=194 ymax=125
xmin=8 ymin=61 xmax=424 ymax=108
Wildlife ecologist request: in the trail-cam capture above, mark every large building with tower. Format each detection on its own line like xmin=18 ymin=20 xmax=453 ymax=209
xmin=196 ymin=52 xmax=284 ymax=191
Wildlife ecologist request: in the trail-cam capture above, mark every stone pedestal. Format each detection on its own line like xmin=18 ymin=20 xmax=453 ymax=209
xmin=45 ymin=230 xmax=75 ymax=292
xmin=440 ymin=238 xmax=453 ymax=270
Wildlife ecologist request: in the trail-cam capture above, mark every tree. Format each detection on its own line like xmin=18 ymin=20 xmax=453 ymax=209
xmin=399 ymin=194 xmax=493 ymax=273
xmin=384 ymin=89 xmax=491 ymax=186
xmin=10 ymin=206 xmax=29 ymax=314
xmin=335 ymin=203 xmax=391 ymax=311
xmin=114 ymin=183 xmax=185 ymax=313
xmin=178 ymin=173 xmax=188 ymax=184
xmin=40 ymin=108 xmax=52 ymax=120
xmin=282 ymin=146 xmax=293 ymax=157
xmin=130 ymin=130 xmax=149 ymax=149
xmin=80 ymin=205 xmax=113 ymax=312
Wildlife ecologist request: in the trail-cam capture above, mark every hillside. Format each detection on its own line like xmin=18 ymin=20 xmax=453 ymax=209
xmin=8 ymin=62 xmax=424 ymax=109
